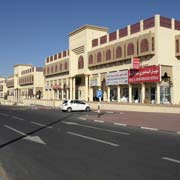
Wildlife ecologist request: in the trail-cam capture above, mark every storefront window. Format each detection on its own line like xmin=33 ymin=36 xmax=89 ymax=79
xmin=150 ymin=87 xmax=156 ymax=103
xmin=160 ymin=86 xmax=171 ymax=104
xmin=121 ymin=87 xmax=128 ymax=102
xmin=110 ymin=87 xmax=117 ymax=101
xmin=132 ymin=87 xmax=139 ymax=103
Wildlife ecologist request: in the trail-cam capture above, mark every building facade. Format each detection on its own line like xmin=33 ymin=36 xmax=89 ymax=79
xmin=44 ymin=14 xmax=180 ymax=104
xmin=0 ymin=77 xmax=7 ymax=100
xmin=2 ymin=65 xmax=44 ymax=103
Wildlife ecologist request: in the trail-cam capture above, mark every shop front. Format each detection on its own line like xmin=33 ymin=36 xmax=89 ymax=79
xmin=128 ymin=65 xmax=172 ymax=104
xmin=106 ymin=70 xmax=128 ymax=102
xmin=89 ymin=75 xmax=100 ymax=101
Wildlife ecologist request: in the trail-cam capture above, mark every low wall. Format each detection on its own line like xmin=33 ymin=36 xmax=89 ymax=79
xmin=88 ymin=102 xmax=180 ymax=114
xmin=23 ymin=99 xmax=62 ymax=107
xmin=1 ymin=99 xmax=180 ymax=114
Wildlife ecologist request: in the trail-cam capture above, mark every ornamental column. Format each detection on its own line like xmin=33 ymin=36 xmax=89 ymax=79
xmin=128 ymin=84 xmax=132 ymax=103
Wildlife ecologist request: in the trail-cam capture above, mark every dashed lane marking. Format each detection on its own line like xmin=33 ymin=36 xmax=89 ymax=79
xmin=31 ymin=122 xmax=53 ymax=128
xmin=11 ymin=116 xmax=24 ymax=121
xmin=140 ymin=127 xmax=158 ymax=131
xmin=114 ymin=123 xmax=127 ymax=126
xmin=63 ymin=121 xmax=130 ymax=135
xmin=162 ymin=157 xmax=180 ymax=164
xmin=94 ymin=120 xmax=104 ymax=123
xmin=67 ymin=131 xmax=120 ymax=147
xmin=79 ymin=117 xmax=87 ymax=120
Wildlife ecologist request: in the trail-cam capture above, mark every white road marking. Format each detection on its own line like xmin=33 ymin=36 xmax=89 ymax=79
xmin=177 ymin=132 xmax=180 ymax=134
xmin=162 ymin=157 xmax=180 ymax=164
xmin=62 ymin=121 xmax=78 ymax=125
xmin=67 ymin=131 xmax=119 ymax=147
xmin=94 ymin=120 xmax=104 ymax=123
xmin=12 ymin=116 xmax=24 ymax=121
xmin=140 ymin=127 xmax=158 ymax=131
xmin=0 ymin=113 xmax=9 ymax=117
xmin=31 ymin=122 xmax=53 ymax=128
xmin=114 ymin=123 xmax=127 ymax=126
xmin=4 ymin=125 xmax=25 ymax=135
xmin=4 ymin=125 xmax=46 ymax=145
xmin=62 ymin=121 xmax=130 ymax=135
xmin=79 ymin=118 xmax=87 ymax=120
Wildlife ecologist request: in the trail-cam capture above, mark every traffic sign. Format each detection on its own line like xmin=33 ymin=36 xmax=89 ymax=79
xmin=96 ymin=90 xmax=103 ymax=98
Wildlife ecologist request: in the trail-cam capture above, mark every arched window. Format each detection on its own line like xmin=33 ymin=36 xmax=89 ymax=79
xmin=78 ymin=56 xmax=84 ymax=69
xmin=59 ymin=63 xmax=62 ymax=71
xmin=127 ymin=43 xmax=134 ymax=56
xmin=64 ymin=62 xmax=68 ymax=70
xmin=51 ymin=66 xmax=54 ymax=74
xmin=106 ymin=49 xmax=111 ymax=61
xmin=47 ymin=67 xmax=49 ymax=74
xmin=55 ymin=65 xmax=58 ymax=72
xmin=140 ymin=38 xmax=149 ymax=53
xmin=97 ymin=52 xmax=102 ymax=62
xmin=116 ymin=46 xmax=122 ymax=58
xmin=88 ymin=55 xmax=93 ymax=65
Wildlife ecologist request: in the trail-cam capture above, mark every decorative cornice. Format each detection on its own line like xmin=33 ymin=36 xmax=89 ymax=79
xmin=69 ymin=24 xmax=108 ymax=37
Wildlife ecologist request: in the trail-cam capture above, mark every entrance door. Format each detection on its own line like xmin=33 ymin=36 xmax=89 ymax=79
xmin=132 ymin=87 xmax=139 ymax=103
xmin=150 ymin=87 xmax=156 ymax=103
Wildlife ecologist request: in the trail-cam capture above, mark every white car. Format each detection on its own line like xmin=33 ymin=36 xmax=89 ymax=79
xmin=60 ymin=100 xmax=91 ymax=112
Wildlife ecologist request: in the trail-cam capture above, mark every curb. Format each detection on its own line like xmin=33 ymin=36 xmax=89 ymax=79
xmin=78 ymin=117 xmax=180 ymax=135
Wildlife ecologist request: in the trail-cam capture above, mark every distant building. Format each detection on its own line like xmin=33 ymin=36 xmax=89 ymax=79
xmin=4 ymin=64 xmax=44 ymax=103
xmin=0 ymin=77 xmax=7 ymax=100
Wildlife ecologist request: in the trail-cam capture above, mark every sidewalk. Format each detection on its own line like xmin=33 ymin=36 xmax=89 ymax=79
xmin=80 ymin=110 xmax=180 ymax=134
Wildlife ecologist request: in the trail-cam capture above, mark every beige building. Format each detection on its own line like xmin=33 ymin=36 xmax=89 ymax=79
xmin=4 ymin=64 xmax=44 ymax=103
xmin=6 ymin=75 xmax=15 ymax=102
xmin=43 ymin=14 xmax=180 ymax=105
xmin=0 ymin=77 xmax=7 ymax=100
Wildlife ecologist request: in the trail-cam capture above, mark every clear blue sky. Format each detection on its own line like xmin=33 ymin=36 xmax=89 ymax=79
xmin=0 ymin=0 xmax=180 ymax=76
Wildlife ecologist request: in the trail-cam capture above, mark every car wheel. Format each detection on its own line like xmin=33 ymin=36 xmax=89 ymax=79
xmin=86 ymin=107 xmax=90 ymax=112
xmin=67 ymin=107 xmax=72 ymax=112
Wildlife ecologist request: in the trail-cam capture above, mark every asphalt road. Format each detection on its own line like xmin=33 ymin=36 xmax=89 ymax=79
xmin=0 ymin=105 xmax=180 ymax=180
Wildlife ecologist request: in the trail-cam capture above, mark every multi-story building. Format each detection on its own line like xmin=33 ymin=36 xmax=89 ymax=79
xmin=4 ymin=64 xmax=44 ymax=103
xmin=0 ymin=77 xmax=7 ymax=100
xmin=14 ymin=64 xmax=44 ymax=102
xmin=36 ymin=15 xmax=180 ymax=105
xmin=6 ymin=75 xmax=15 ymax=102
xmin=43 ymin=50 xmax=70 ymax=100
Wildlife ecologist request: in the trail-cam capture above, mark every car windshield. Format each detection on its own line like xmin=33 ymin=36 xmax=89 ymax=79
xmin=63 ymin=100 xmax=68 ymax=104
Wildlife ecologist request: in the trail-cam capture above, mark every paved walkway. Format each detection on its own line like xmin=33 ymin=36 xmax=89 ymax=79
xmin=80 ymin=110 xmax=180 ymax=134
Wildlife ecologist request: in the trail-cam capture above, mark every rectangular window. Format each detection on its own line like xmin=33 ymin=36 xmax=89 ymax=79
xmin=119 ymin=27 xmax=128 ymax=38
xmin=58 ymin=53 xmax=62 ymax=59
xmin=175 ymin=20 xmax=180 ymax=31
xmin=100 ymin=35 xmax=107 ymax=44
xmin=92 ymin=39 xmax=98 ymax=47
xmin=109 ymin=31 xmax=117 ymax=41
xmin=143 ymin=17 xmax=155 ymax=30
xmin=160 ymin=16 xmax=172 ymax=29
xmin=54 ymin=54 xmax=57 ymax=60
xmin=176 ymin=39 xmax=179 ymax=53
xmin=130 ymin=22 xmax=140 ymax=34
xmin=152 ymin=37 xmax=155 ymax=51
xmin=63 ymin=51 xmax=66 ymax=57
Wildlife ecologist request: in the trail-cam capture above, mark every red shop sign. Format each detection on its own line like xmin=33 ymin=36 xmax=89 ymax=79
xmin=132 ymin=57 xmax=140 ymax=69
xmin=128 ymin=65 xmax=160 ymax=83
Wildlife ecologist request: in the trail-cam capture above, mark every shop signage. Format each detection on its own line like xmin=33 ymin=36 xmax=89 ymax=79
xmin=128 ymin=65 xmax=160 ymax=83
xmin=52 ymin=84 xmax=61 ymax=90
xmin=132 ymin=57 xmax=140 ymax=69
xmin=90 ymin=75 xmax=99 ymax=86
xmin=106 ymin=70 xmax=128 ymax=86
